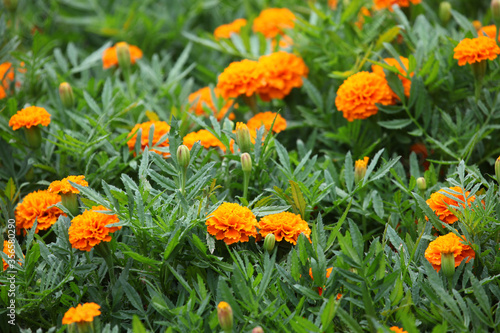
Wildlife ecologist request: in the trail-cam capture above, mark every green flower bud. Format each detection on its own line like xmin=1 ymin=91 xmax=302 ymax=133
xmin=235 ymin=122 xmax=253 ymax=153
xmin=177 ymin=145 xmax=190 ymax=169
xmin=116 ymin=42 xmax=131 ymax=70
xmin=241 ymin=153 xmax=252 ymax=173
xmin=417 ymin=177 xmax=426 ymax=191
xmin=263 ymin=234 xmax=275 ymax=253
xmin=495 ymin=156 xmax=500 ymax=185
xmin=439 ymin=2 xmax=452 ymax=25
xmin=492 ymin=0 xmax=500 ymax=22
xmin=441 ymin=252 xmax=455 ymax=279
xmin=217 ymin=302 xmax=233 ymax=333
xmin=59 ymin=82 xmax=75 ymax=108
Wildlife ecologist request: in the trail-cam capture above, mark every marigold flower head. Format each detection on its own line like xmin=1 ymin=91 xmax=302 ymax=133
xmin=258 ymin=211 xmax=311 ymax=245
xmin=9 ymin=106 xmax=51 ymax=130
xmin=188 ymin=87 xmax=235 ymax=120
xmin=62 ymin=303 xmax=101 ymax=325
xmin=424 ymin=232 xmax=475 ymax=272
xmin=15 ymin=190 xmax=65 ymax=235
xmin=206 ymin=202 xmax=258 ymax=245
xmin=68 ymin=206 xmax=121 ymax=251
xmin=183 ymin=129 xmax=227 ymax=152
xmin=478 ymin=25 xmax=498 ymax=40
xmin=355 ymin=6 xmax=372 ymax=30
xmin=335 ymin=71 xmax=394 ymax=122
xmin=372 ymin=57 xmax=413 ymax=98
xmin=426 ymin=186 xmax=476 ymax=225
xmin=102 ymin=42 xmax=143 ymax=69
xmin=256 ymin=51 xmax=309 ymax=101
xmin=0 ymin=62 xmax=15 ymax=99
xmin=214 ymin=18 xmax=247 ymax=39
xmin=247 ymin=112 xmax=287 ymax=134
xmin=389 ymin=327 xmax=408 ymax=333
xmin=127 ymin=120 xmax=171 ymax=157
xmin=328 ymin=0 xmax=338 ymax=9
xmin=216 ymin=59 xmax=264 ymax=99
xmin=374 ymin=0 xmax=421 ymax=11
xmin=252 ymin=8 xmax=295 ymax=39
xmin=309 ymin=267 xmax=334 ymax=296
xmin=48 ymin=175 xmax=88 ymax=195
xmin=453 ymin=36 xmax=500 ymax=66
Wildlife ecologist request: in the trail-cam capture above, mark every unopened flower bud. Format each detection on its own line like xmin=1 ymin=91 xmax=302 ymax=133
xmin=495 ymin=156 xmax=500 ymax=185
xmin=439 ymin=2 xmax=452 ymax=25
xmin=252 ymin=326 xmax=264 ymax=333
xmin=417 ymin=177 xmax=426 ymax=191
xmin=263 ymin=234 xmax=275 ymax=253
xmin=3 ymin=0 xmax=17 ymax=11
xmin=59 ymin=82 xmax=75 ymax=108
xmin=177 ymin=145 xmax=190 ymax=169
xmin=235 ymin=122 xmax=253 ymax=153
xmin=241 ymin=153 xmax=252 ymax=173
xmin=116 ymin=42 xmax=131 ymax=70
xmin=354 ymin=157 xmax=369 ymax=184
xmin=217 ymin=302 xmax=233 ymax=333
xmin=492 ymin=0 xmax=500 ymax=22
xmin=441 ymin=252 xmax=455 ymax=279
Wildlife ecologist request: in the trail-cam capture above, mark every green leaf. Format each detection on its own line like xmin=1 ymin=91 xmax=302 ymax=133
xmin=344 ymin=151 xmax=354 ymax=193
xmin=290 ymin=180 xmax=307 ymax=219
xmin=132 ymin=315 xmax=148 ymax=333
xmin=377 ymin=119 xmax=412 ymax=129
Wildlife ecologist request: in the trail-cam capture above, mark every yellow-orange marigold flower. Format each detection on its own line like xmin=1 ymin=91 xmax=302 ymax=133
xmin=453 ymin=36 xmax=500 ymax=66
xmin=214 ymin=18 xmax=247 ymax=39
xmin=183 ymin=129 xmax=227 ymax=152
xmin=0 ymin=62 xmax=15 ymax=99
xmin=206 ymin=202 xmax=258 ymax=245
xmin=69 ymin=206 xmax=121 ymax=252
xmin=15 ymin=190 xmax=66 ymax=235
xmin=102 ymin=42 xmax=143 ymax=69
xmin=247 ymin=112 xmax=287 ymax=134
xmin=188 ymin=87 xmax=236 ymax=120
xmin=426 ymin=186 xmax=476 ymax=225
xmin=372 ymin=56 xmax=413 ymax=98
xmin=258 ymin=211 xmax=311 ymax=245
xmin=48 ymin=175 xmax=88 ymax=195
xmin=374 ymin=0 xmax=421 ymax=11
xmin=127 ymin=120 xmax=171 ymax=157
xmin=424 ymin=232 xmax=475 ymax=272
xmin=309 ymin=267 xmax=334 ymax=296
xmin=335 ymin=72 xmax=394 ymax=122
xmin=389 ymin=327 xmax=408 ymax=333
xmin=252 ymin=8 xmax=295 ymax=39
xmin=9 ymin=106 xmax=51 ymax=130
xmin=62 ymin=303 xmax=101 ymax=325
xmin=256 ymin=51 xmax=309 ymax=101
xmin=328 ymin=0 xmax=338 ymax=9
xmin=478 ymin=25 xmax=498 ymax=40
xmin=216 ymin=59 xmax=264 ymax=99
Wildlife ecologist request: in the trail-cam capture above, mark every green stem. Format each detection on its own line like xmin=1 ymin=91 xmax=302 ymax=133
xmin=243 ymin=171 xmax=250 ymax=202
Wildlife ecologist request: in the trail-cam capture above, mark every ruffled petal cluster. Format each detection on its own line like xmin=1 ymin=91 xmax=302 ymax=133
xmin=256 ymin=52 xmax=309 ymax=101
xmin=214 ymin=18 xmax=247 ymax=39
xmin=453 ymin=36 xmax=500 ymax=66
xmin=335 ymin=72 xmax=394 ymax=121
xmin=102 ymin=42 xmax=143 ymax=69
xmin=216 ymin=59 xmax=264 ymax=99
xmin=48 ymin=175 xmax=88 ymax=194
xmin=478 ymin=25 xmax=498 ymax=41
xmin=62 ymin=303 xmax=101 ymax=324
xmin=126 ymin=120 xmax=171 ymax=157
xmin=247 ymin=112 xmax=287 ymax=134
xmin=206 ymin=202 xmax=258 ymax=245
xmin=372 ymin=57 xmax=413 ymax=98
xmin=15 ymin=190 xmax=66 ymax=235
xmin=424 ymin=232 xmax=475 ymax=272
xmin=374 ymin=0 xmax=421 ymax=11
xmin=183 ymin=129 xmax=227 ymax=152
xmin=68 ymin=206 xmax=121 ymax=251
xmin=252 ymin=8 xmax=295 ymax=39
xmin=426 ymin=186 xmax=476 ymax=225
xmin=257 ymin=211 xmax=311 ymax=245
xmin=188 ymin=87 xmax=235 ymax=120
xmin=355 ymin=156 xmax=369 ymax=170
xmin=9 ymin=106 xmax=51 ymax=130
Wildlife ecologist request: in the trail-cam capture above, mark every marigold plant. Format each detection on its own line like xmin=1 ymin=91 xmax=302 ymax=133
xmin=335 ymin=72 xmax=394 ymax=121
xmin=188 ymin=87 xmax=235 ymax=120
xmin=257 ymin=211 xmax=311 ymax=245
xmin=9 ymin=106 xmax=51 ymax=130
xmin=68 ymin=206 xmax=121 ymax=251
xmin=48 ymin=175 xmax=88 ymax=194
xmin=216 ymin=59 xmax=263 ymax=99
xmin=15 ymin=190 xmax=65 ymax=235
xmin=374 ymin=0 xmax=421 ymax=11
xmin=183 ymin=129 xmax=227 ymax=152
xmin=426 ymin=186 xmax=476 ymax=225
xmin=62 ymin=303 xmax=101 ymax=324
xmin=126 ymin=120 xmax=171 ymax=157
xmin=256 ymin=51 xmax=309 ymax=101
xmin=214 ymin=18 xmax=247 ymax=39
xmin=206 ymin=202 xmax=258 ymax=245
xmin=252 ymin=8 xmax=295 ymax=39
xmin=102 ymin=42 xmax=143 ymax=69
xmin=424 ymin=232 xmax=475 ymax=272
xmin=453 ymin=36 xmax=500 ymax=66
xmin=247 ymin=112 xmax=287 ymax=134
xmin=372 ymin=56 xmax=413 ymax=98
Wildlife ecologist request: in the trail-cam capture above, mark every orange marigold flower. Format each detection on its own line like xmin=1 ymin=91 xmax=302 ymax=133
xmin=355 ymin=6 xmax=372 ymax=30
xmin=478 ymin=25 xmax=497 ymax=40
xmin=256 ymin=51 xmax=309 ymax=101
xmin=62 ymin=303 xmax=101 ymax=325
xmin=216 ymin=59 xmax=264 ymax=99
xmin=206 ymin=202 xmax=258 ymax=245
xmin=127 ymin=120 xmax=171 ymax=157
xmin=309 ymin=267 xmax=334 ymax=296
xmin=15 ymin=190 xmax=66 ymax=235
xmin=247 ymin=112 xmax=287 ymax=134
xmin=258 ymin=211 xmax=311 ymax=245
xmin=472 ymin=20 xmax=483 ymax=31
xmin=102 ymin=42 xmax=143 ymax=69
xmin=335 ymin=72 xmax=394 ymax=122
xmin=183 ymin=129 xmax=227 ymax=152
xmin=328 ymin=0 xmax=338 ymax=9
xmin=453 ymin=36 xmax=500 ymax=66
xmin=188 ymin=87 xmax=236 ymax=120
xmin=214 ymin=18 xmax=247 ymax=39
xmin=69 ymin=206 xmax=121 ymax=251
xmin=424 ymin=232 xmax=475 ymax=272
xmin=48 ymin=175 xmax=88 ymax=195
xmin=0 ymin=62 xmax=15 ymax=99
xmin=9 ymin=106 xmax=51 ymax=130
xmin=374 ymin=0 xmax=421 ymax=11
xmin=252 ymin=8 xmax=295 ymax=39
xmin=372 ymin=56 xmax=413 ymax=98
xmin=389 ymin=327 xmax=408 ymax=333
xmin=426 ymin=186 xmax=476 ymax=225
